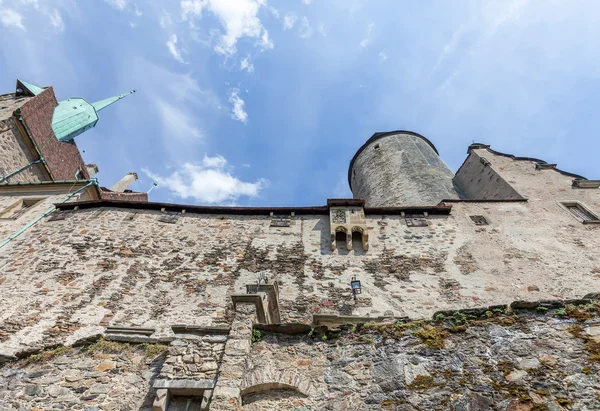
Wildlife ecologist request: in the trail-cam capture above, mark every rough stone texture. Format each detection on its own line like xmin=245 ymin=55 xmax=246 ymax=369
xmin=0 ymin=144 xmax=598 ymax=356
xmin=349 ymin=132 xmax=460 ymax=206
xmin=454 ymin=150 xmax=525 ymax=200
xmin=245 ymin=313 xmax=600 ymax=410
xmin=0 ymin=94 xmax=46 ymax=183
xmin=0 ymin=339 xmax=165 ymax=410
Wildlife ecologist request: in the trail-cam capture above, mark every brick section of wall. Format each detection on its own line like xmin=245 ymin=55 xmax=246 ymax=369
xmin=20 ymin=88 xmax=89 ymax=181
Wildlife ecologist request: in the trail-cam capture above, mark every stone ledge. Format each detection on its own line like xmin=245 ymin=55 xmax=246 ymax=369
xmin=153 ymin=378 xmax=215 ymax=392
xmin=433 ymin=295 xmax=600 ymax=320
xmin=313 ymin=314 xmax=409 ymax=327
xmin=106 ymin=326 xmax=155 ymax=336
xmin=254 ymin=323 xmax=312 ymax=335
xmin=104 ymin=334 xmax=174 ymax=344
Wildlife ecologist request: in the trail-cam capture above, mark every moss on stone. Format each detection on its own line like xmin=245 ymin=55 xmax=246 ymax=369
xmin=407 ymin=374 xmax=444 ymax=391
xmin=82 ymin=338 xmax=133 ymax=354
xmin=141 ymin=343 xmax=168 ymax=360
xmin=23 ymin=345 xmax=72 ymax=365
xmin=414 ymin=325 xmax=447 ymax=349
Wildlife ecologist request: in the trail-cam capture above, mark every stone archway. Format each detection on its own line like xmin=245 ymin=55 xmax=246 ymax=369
xmin=240 ymin=369 xmax=315 ymax=403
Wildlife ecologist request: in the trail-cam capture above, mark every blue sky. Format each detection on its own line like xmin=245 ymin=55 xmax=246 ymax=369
xmin=1 ymin=0 xmax=599 ymax=206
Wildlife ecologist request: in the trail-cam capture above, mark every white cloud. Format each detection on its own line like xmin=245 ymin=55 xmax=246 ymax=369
xmin=181 ymin=0 xmax=272 ymax=55
xmin=229 ymin=88 xmax=248 ymax=123
xmin=160 ymin=11 xmax=172 ymax=28
xmin=359 ymin=23 xmax=374 ymax=49
xmin=0 ymin=8 xmax=25 ymax=30
xmin=142 ymin=156 xmax=268 ymax=204
xmin=378 ymin=51 xmax=387 ymax=61
xmin=134 ymin=3 xmax=142 ymax=16
xmin=318 ymin=23 xmax=326 ymax=36
xmin=283 ymin=12 xmax=296 ymax=30
xmin=299 ymin=16 xmax=312 ymax=38
xmin=302 ymin=0 xmax=312 ymax=4
xmin=240 ymin=55 xmax=254 ymax=72
xmin=166 ymin=34 xmax=187 ymax=64
xmin=155 ymin=98 xmax=202 ymax=141
xmin=49 ymin=9 xmax=64 ymax=32
xmin=105 ymin=0 xmax=127 ymax=10
xmin=431 ymin=24 xmax=465 ymax=73
xmin=19 ymin=0 xmax=39 ymax=9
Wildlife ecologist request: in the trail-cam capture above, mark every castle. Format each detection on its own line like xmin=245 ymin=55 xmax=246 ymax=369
xmin=0 ymin=80 xmax=599 ymax=410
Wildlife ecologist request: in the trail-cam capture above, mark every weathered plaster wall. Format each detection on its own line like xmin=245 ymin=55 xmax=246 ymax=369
xmin=350 ymin=133 xmax=459 ymax=206
xmin=0 ymin=187 xmax=598 ymax=357
xmin=453 ymin=151 xmax=524 ymax=200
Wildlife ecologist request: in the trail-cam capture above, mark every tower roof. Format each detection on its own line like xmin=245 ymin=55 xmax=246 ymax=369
xmin=16 ymin=79 xmax=45 ymax=96
xmin=51 ymin=90 xmax=136 ymax=142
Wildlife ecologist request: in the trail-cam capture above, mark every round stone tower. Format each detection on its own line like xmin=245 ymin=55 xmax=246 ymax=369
xmin=348 ymin=131 xmax=459 ymax=207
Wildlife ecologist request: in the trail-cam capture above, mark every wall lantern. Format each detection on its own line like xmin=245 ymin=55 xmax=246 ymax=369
xmin=351 ymin=276 xmax=362 ymax=300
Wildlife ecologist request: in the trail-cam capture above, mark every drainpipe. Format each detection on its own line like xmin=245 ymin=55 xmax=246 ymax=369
xmin=0 ymin=179 xmax=97 ymax=249
xmin=0 ymin=158 xmax=45 ymax=184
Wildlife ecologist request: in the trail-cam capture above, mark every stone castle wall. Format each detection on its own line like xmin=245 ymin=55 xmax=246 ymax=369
xmin=0 ymin=146 xmax=597 ymax=409
xmin=0 ymin=146 xmax=598 ymax=357
xmin=0 ymin=94 xmax=46 ymax=184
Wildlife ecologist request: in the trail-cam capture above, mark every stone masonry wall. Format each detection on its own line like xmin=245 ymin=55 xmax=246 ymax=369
xmin=0 ymin=182 xmax=598 ymax=358
xmin=244 ymin=303 xmax=600 ymax=410
xmin=0 ymin=93 xmax=46 ymax=183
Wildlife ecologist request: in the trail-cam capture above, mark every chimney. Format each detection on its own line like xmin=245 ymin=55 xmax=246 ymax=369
xmin=111 ymin=172 xmax=138 ymax=192
xmin=85 ymin=164 xmax=99 ymax=178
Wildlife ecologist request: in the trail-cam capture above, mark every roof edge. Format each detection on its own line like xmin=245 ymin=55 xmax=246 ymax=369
xmin=348 ymin=130 xmax=440 ymax=191
xmin=468 ymin=143 xmax=588 ymax=181
xmin=55 ymin=200 xmax=452 ymax=216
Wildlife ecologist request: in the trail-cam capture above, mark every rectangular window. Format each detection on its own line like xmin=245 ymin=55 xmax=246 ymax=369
xmin=560 ymin=202 xmax=600 ymax=224
xmin=0 ymin=198 xmax=45 ymax=220
xmin=158 ymin=211 xmax=180 ymax=224
xmin=405 ymin=215 xmax=428 ymax=227
xmin=470 ymin=215 xmax=488 ymax=225
xmin=270 ymin=215 xmax=291 ymax=227
xmin=48 ymin=210 xmax=72 ymax=221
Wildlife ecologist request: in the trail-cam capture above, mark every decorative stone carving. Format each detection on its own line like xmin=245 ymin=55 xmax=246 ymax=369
xmin=332 ymin=209 xmax=346 ymax=224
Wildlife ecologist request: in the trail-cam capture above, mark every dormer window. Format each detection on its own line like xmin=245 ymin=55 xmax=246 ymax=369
xmin=0 ymin=198 xmax=45 ymax=220
xmin=559 ymin=201 xmax=600 ymax=224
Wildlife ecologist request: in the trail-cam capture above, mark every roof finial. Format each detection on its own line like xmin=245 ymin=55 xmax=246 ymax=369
xmin=92 ymin=90 xmax=137 ymax=112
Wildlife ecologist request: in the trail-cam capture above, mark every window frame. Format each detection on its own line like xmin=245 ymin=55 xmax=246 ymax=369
xmin=0 ymin=198 xmax=46 ymax=220
xmin=558 ymin=201 xmax=600 ymax=224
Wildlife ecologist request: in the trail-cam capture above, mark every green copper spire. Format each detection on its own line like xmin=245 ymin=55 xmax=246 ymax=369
xmin=51 ymin=90 xmax=136 ymax=142
xmin=92 ymin=90 xmax=136 ymax=112
xmin=16 ymin=79 xmax=45 ymax=96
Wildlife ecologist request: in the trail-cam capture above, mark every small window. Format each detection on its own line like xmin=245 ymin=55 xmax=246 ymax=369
xmin=158 ymin=211 xmax=180 ymax=224
xmin=48 ymin=210 xmax=72 ymax=221
xmin=405 ymin=215 xmax=428 ymax=227
xmin=373 ymin=144 xmax=380 ymax=150
xmin=0 ymin=198 xmax=45 ymax=220
xmin=123 ymin=212 xmax=138 ymax=221
xmin=470 ymin=215 xmax=488 ymax=225
xmin=270 ymin=215 xmax=290 ymax=227
xmin=560 ymin=202 xmax=600 ymax=224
